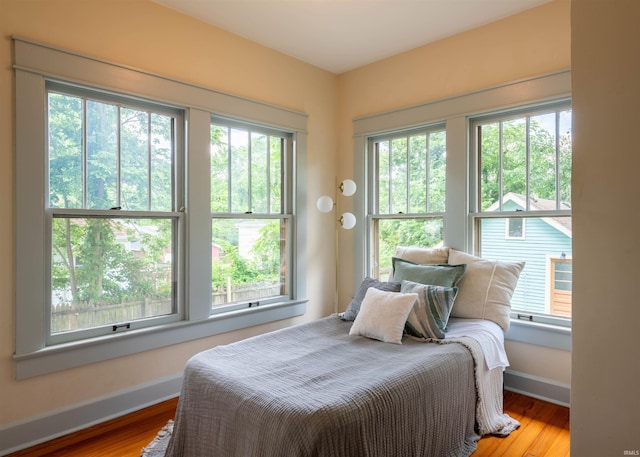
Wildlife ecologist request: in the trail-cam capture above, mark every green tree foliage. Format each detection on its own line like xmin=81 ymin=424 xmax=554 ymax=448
xmin=479 ymin=111 xmax=572 ymax=211
xmin=49 ymin=91 xmax=173 ymax=318
xmin=210 ymin=124 xmax=285 ymax=296
xmin=376 ymin=130 xmax=447 ymax=275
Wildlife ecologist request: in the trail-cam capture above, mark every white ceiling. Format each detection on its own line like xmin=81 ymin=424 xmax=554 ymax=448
xmin=153 ymin=0 xmax=551 ymax=74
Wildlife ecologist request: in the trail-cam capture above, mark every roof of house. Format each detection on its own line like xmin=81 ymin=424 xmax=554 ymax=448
xmin=486 ymin=192 xmax=572 ymax=236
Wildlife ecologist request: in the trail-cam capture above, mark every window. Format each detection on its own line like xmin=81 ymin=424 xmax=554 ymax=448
xmin=368 ymin=127 xmax=446 ymax=279
xmin=14 ymin=37 xmax=307 ymax=378
xmin=506 ymin=218 xmax=525 ymax=239
xmin=210 ymin=120 xmax=292 ymax=311
xmin=472 ymin=104 xmax=572 ymax=322
xmin=47 ymin=85 xmax=183 ymax=343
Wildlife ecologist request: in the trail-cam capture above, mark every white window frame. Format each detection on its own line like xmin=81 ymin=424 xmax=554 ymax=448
xmin=470 ymin=102 xmax=572 ymax=328
xmin=367 ymin=126 xmax=447 ymax=280
xmin=14 ymin=37 xmax=308 ymax=379
xmin=45 ymin=83 xmax=185 ymax=345
xmin=352 ymin=70 xmax=571 ymax=351
xmin=209 ymin=117 xmax=294 ymax=312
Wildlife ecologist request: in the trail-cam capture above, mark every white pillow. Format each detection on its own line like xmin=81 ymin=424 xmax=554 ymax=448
xmin=447 ymin=249 xmax=525 ymax=331
xmin=349 ymin=287 xmax=417 ymax=344
xmin=395 ymin=246 xmax=450 ymax=265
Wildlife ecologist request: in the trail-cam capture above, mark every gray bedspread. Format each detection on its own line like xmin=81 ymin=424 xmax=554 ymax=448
xmin=165 ymin=316 xmax=481 ymax=457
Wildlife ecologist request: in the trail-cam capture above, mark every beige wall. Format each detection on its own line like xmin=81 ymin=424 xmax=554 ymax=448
xmin=0 ymin=0 xmax=338 ymax=425
xmin=571 ymin=0 xmax=640 ymax=454
xmin=335 ymin=0 xmax=572 ymax=386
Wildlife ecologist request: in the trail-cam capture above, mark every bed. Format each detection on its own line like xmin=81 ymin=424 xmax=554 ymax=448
xmin=164 ymin=247 xmax=523 ymax=457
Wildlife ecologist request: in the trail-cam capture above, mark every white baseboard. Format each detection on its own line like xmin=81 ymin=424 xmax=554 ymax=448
xmin=0 ymin=373 xmax=182 ymax=456
xmin=504 ymin=369 xmax=570 ymax=407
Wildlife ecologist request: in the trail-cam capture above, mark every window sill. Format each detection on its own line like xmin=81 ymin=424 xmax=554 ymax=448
xmin=505 ymin=318 xmax=571 ymax=351
xmin=13 ymin=299 xmax=307 ymax=380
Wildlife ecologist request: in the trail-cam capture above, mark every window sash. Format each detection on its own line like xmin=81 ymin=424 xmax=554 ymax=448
xmin=47 ymin=215 xmax=183 ymax=345
xmin=47 ymin=82 xmax=182 ymax=212
xmin=210 ymin=214 xmax=292 ymax=312
xmin=45 ymin=85 xmax=184 ymax=343
xmin=473 ymin=104 xmax=572 ymax=214
xmin=472 ymin=102 xmax=572 ymax=324
xmin=369 ymin=125 xmax=446 ymax=216
xmin=209 ymin=118 xmax=293 ymax=310
xmin=211 ymin=118 xmax=291 ymax=215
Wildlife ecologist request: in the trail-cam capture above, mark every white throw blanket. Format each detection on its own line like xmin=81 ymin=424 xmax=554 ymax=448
xmin=414 ymin=317 xmax=520 ymax=436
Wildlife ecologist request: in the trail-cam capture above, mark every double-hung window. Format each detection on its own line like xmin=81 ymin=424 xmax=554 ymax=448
xmin=209 ymin=119 xmax=293 ymax=311
xmin=368 ymin=126 xmax=447 ymax=279
xmin=14 ymin=38 xmax=307 ymax=378
xmin=47 ymin=84 xmax=183 ymax=344
xmin=471 ymin=103 xmax=572 ymax=323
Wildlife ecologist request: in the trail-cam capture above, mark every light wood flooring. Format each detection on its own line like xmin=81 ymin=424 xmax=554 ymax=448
xmin=7 ymin=390 xmax=569 ymax=457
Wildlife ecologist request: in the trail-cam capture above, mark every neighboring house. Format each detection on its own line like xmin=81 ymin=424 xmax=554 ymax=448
xmin=481 ymin=193 xmax=572 ymax=317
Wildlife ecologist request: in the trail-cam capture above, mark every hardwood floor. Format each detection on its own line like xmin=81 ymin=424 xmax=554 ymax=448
xmin=5 ymin=398 xmax=179 ymax=457
xmin=7 ymin=391 xmax=569 ymax=457
xmin=475 ymin=391 xmax=570 ymax=457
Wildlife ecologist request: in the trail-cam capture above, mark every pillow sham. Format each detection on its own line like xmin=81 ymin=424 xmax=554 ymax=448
xmin=395 ymin=245 xmax=450 ymax=265
xmin=342 ymin=277 xmax=401 ymax=321
xmin=387 ymin=246 xmax=451 ymax=280
xmin=392 ymin=257 xmax=466 ymax=287
xmin=447 ymin=249 xmax=525 ymax=331
xmin=401 ymin=280 xmax=458 ymax=339
xmin=348 ymin=287 xmax=417 ymax=344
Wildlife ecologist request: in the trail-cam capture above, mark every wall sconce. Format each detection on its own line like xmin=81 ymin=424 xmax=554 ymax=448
xmin=316 ymin=179 xmax=357 ymax=229
xmin=317 ymin=178 xmax=357 ymax=315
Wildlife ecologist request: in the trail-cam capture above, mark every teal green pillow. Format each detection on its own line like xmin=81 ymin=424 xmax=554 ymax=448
xmin=391 ymin=257 xmax=466 ymax=287
xmin=401 ymin=280 xmax=458 ymax=339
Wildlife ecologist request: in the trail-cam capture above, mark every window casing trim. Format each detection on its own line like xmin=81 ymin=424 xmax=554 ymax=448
xmin=14 ymin=299 xmax=308 ymax=379
xmin=14 ymin=37 xmax=308 ymax=378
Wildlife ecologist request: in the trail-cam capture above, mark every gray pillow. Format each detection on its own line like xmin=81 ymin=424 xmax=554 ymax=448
xmin=342 ymin=277 xmax=401 ymax=321
xmin=391 ymin=257 xmax=466 ymax=287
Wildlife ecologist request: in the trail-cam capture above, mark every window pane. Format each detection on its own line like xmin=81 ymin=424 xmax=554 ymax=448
xmin=120 ymin=108 xmax=149 ymax=210
xmin=390 ymin=137 xmax=408 ymax=213
xmin=51 ymin=217 xmax=175 ymax=333
xmin=377 ymin=140 xmax=390 ymax=214
xmin=502 ymin=118 xmax=526 ymax=199
xmin=479 ymin=217 xmax=572 ymax=318
xmin=270 ymin=136 xmax=282 ymax=213
xmin=150 ymin=113 xmax=173 ymax=212
xmin=479 ymin=122 xmax=500 ymax=211
xmin=211 ymin=218 xmax=287 ymax=308
xmin=210 ymin=124 xmax=230 ymax=212
xmin=373 ymin=218 xmax=443 ymax=280
xmin=251 ymin=132 xmax=269 ymax=213
xmin=529 ymin=112 xmax=557 ymax=203
xmin=230 ymin=128 xmax=249 ymax=213
xmin=428 ymin=130 xmax=446 ymax=212
xmin=507 ymin=218 xmax=525 ymax=238
xmin=49 ymin=92 xmax=83 ymax=209
xmin=86 ymin=100 xmax=118 ymax=209
xmin=408 ymin=134 xmax=427 ymax=213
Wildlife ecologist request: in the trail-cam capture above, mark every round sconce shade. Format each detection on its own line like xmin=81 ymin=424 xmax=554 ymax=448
xmin=316 ymin=195 xmax=334 ymax=213
xmin=340 ymin=212 xmax=357 ymax=230
xmin=340 ymin=179 xmax=357 ymax=197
